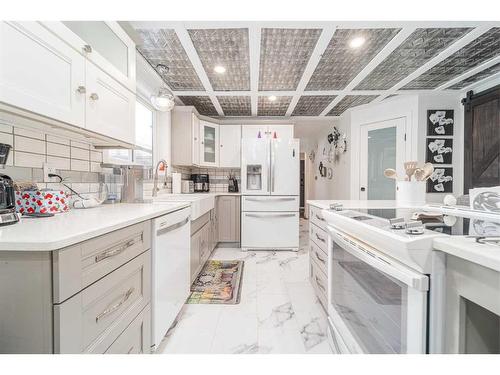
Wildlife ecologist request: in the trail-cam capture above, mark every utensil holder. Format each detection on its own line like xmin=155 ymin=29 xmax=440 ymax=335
xmin=396 ymin=181 xmax=426 ymax=205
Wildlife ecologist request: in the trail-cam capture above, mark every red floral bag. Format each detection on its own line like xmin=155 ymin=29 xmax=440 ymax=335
xmin=15 ymin=190 xmax=70 ymax=214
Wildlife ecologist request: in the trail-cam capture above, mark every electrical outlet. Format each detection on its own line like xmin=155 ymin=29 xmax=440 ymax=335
xmin=43 ymin=163 xmax=58 ymax=183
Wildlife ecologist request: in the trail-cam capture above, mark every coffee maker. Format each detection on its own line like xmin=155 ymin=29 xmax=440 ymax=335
xmin=0 ymin=143 xmax=20 ymax=226
xmin=191 ymin=174 xmax=210 ymax=192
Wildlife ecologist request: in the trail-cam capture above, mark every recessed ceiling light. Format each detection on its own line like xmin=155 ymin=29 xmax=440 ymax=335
xmin=214 ymin=65 xmax=226 ymax=74
xmin=268 ymin=95 xmax=277 ymax=102
xmin=349 ymin=37 xmax=365 ymax=49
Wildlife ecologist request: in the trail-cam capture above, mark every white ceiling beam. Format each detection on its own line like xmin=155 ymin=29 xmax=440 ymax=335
xmin=173 ymin=25 xmax=224 ymax=116
xmin=249 ymin=24 xmax=261 ymax=116
xmin=285 ymin=26 xmax=337 ymax=116
xmin=319 ymin=26 xmax=417 ymax=116
xmin=434 ymin=55 xmax=500 ymax=90
xmin=172 ymin=89 xmax=461 ymax=96
xmin=375 ymin=26 xmax=494 ymax=102
xmin=461 ymin=71 xmax=500 ymax=92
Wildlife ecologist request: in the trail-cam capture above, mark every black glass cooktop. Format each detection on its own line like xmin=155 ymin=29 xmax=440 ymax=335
xmin=348 ymin=208 xmax=500 ymax=236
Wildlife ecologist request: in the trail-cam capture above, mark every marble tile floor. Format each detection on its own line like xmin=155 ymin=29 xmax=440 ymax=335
xmin=157 ymin=219 xmax=333 ymax=354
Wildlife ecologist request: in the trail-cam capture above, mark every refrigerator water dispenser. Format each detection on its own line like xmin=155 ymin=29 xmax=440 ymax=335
xmin=246 ymin=165 xmax=262 ymax=190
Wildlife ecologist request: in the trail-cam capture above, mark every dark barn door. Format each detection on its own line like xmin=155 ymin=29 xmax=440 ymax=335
xmin=463 ymin=85 xmax=500 ymax=191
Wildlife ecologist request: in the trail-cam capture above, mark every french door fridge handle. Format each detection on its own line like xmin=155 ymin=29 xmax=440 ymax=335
xmin=267 ymin=141 xmax=271 ymax=193
xmin=271 ymin=141 xmax=275 ymax=193
xmin=245 ymin=197 xmax=295 ymax=201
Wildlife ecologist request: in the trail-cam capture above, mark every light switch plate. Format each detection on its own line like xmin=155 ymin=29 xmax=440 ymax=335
xmin=43 ymin=163 xmax=58 ymax=183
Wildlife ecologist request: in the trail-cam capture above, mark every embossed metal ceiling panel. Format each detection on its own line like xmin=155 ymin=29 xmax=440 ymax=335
xmin=403 ymin=28 xmax=500 ymax=89
xmin=217 ymin=96 xmax=252 ymax=116
xmin=305 ymin=28 xmax=400 ymax=91
xmin=448 ymin=62 xmax=500 ymax=89
xmin=178 ymin=96 xmax=219 ymax=116
xmin=355 ymin=28 xmax=472 ymax=90
xmin=291 ymin=95 xmax=336 ymax=116
xmin=327 ymin=95 xmax=378 ymax=116
xmin=135 ymin=29 xmax=204 ymax=91
xmin=259 ymin=28 xmax=322 ymax=91
xmin=188 ymin=28 xmax=250 ymax=91
xmin=258 ymin=96 xmax=293 ymax=116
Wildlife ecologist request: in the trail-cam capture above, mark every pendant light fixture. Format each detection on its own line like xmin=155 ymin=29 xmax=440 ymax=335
xmin=150 ymin=87 xmax=175 ymax=112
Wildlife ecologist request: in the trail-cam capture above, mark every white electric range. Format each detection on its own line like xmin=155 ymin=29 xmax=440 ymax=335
xmin=321 ymin=205 xmax=500 ymax=354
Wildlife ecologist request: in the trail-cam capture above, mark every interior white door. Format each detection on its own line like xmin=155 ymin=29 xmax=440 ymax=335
xmin=359 ymin=118 xmax=406 ymax=200
xmin=199 ymin=121 xmax=219 ymax=167
xmin=219 ymin=125 xmax=241 ymax=168
xmin=241 ymin=138 xmax=269 ymax=195
xmin=0 ymin=21 xmax=86 ymax=127
xmin=85 ymin=62 xmax=135 ymax=144
xmin=271 ymin=139 xmax=300 ymax=196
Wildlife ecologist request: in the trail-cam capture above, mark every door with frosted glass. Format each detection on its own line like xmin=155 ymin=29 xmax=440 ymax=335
xmin=199 ymin=121 xmax=219 ymax=167
xmin=359 ymin=118 xmax=406 ymax=200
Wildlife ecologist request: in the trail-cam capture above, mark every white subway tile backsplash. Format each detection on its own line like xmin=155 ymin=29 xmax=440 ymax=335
xmin=46 ymin=134 xmax=70 ymax=145
xmin=71 ymin=159 xmax=89 ymax=172
xmin=71 ymin=183 xmax=90 ymax=194
xmin=13 ymin=128 xmax=45 ymax=140
xmin=70 ymin=140 xmax=90 ymax=150
xmin=90 ymin=151 xmax=103 ymax=163
xmin=90 ymin=162 xmax=102 ymax=173
xmin=71 ymin=146 xmax=90 ymax=161
xmin=0 ymin=122 xmax=13 ymax=134
xmin=47 ymin=155 xmax=71 ymax=170
xmin=47 ymin=142 xmax=70 ymax=157
xmin=14 ymin=151 xmax=45 ymax=168
xmin=14 ymin=136 xmax=46 ymax=154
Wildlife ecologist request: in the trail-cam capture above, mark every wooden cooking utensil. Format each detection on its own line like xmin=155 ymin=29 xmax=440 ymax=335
xmin=404 ymin=161 xmax=418 ymax=181
xmin=384 ymin=168 xmax=398 ymax=180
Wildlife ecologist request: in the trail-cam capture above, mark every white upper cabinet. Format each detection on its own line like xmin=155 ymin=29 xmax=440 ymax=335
xmin=41 ymin=21 xmax=136 ymax=92
xmin=219 ymin=125 xmax=241 ymax=168
xmin=171 ymin=107 xmax=201 ymax=167
xmin=241 ymin=124 xmax=294 ymax=139
xmin=192 ymin=114 xmax=200 ymax=166
xmin=85 ymin=63 xmax=135 ymax=144
xmin=200 ymin=121 xmax=219 ymax=167
xmin=0 ymin=21 xmax=86 ymax=127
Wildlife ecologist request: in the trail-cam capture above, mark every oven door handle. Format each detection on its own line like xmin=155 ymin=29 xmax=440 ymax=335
xmin=330 ymin=230 xmax=429 ymax=292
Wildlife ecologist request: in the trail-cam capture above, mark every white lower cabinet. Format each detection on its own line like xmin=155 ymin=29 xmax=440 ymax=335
xmin=85 ymin=62 xmax=135 ymax=144
xmin=216 ymin=196 xmax=240 ymax=243
xmin=0 ymin=21 xmax=86 ymax=127
xmin=309 ymin=205 xmax=329 ymax=312
xmin=105 ymin=305 xmax=151 ymax=354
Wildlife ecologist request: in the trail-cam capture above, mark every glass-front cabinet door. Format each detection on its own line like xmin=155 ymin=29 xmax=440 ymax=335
xmin=200 ymin=121 xmax=219 ymax=167
xmin=41 ymin=21 xmax=136 ymax=92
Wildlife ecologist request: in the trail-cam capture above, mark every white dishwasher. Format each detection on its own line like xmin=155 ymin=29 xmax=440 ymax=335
xmin=151 ymin=207 xmax=191 ymax=351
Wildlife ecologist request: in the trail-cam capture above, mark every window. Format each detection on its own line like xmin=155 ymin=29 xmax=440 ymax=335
xmin=106 ymin=100 xmax=154 ymax=166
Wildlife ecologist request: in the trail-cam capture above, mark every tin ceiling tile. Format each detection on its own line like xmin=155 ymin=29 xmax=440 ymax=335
xmin=326 ymin=95 xmax=378 ymax=116
xmin=217 ymin=96 xmax=252 ymax=116
xmin=291 ymin=95 xmax=336 ymax=116
xmin=178 ymin=96 xmax=219 ymax=116
xmin=188 ymin=28 xmax=250 ymax=91
xmin=135 ymin=29 xmax=204 ymax=91
xmin=403 ymin=28 xmax=500 ymax=89
xmin=355 ymin=28 xmax=472 ymax=90
xmin=447 ymin=62 xmax=500 ymax=89
xmin=257 ymin=96 xmax=293 ymax=116
xmin=259 ymin=28 xmax=322 ymax=91
xmin=305 ymin=28 xmax=400 ymax=91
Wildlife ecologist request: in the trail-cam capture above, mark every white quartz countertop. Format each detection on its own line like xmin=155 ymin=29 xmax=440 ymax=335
xmin=434 ymin=237 xmax=500 ymax=272
xmin=306 ymin=200 xmax=424 ymax=210
xmin=0 ymin=202 xmax=190 ymax=252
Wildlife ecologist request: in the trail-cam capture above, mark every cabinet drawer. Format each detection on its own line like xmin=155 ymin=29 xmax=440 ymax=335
xmin=310 ymin=240 xmax=328 ymax=277
xmin=105 ymin=305 xmax=151 ymax=354
xmin=310 ymin=257 xmax=327 ymax=311
xmin=242 ymin=196 xmax=299 ymax=212
xmin=241 ymin=211 xmax=299 ymax=249
xmin=53 ymin=221 xmax=151 ymax=303
xmin=54 ymin=250 xmax=151 ymax=353
xmin=310 ymin=222 xmax=328 ymax=254
xmin=310 ymin=205 xmax=327 ymax=230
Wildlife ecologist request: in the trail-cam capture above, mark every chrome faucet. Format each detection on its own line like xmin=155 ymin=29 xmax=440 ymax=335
xmin=152 ymin=159 xmax=168 ymax=197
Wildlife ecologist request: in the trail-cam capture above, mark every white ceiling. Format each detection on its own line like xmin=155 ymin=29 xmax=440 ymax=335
xmin=127 ymin=21 xmax=500 ymax=118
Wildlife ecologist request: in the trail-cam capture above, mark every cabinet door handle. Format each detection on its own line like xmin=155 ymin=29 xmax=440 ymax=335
xmin=315 ymin=250 xmax=326 ymax=264
xmin=95 ymin=287 xmax=134 ymax=323
xmin=95 ymin=239 xmax=136 ymax=263
xmin=76 ymin=86 xmax=86 ymax=94
xmin=82 ymin=44 xmax=92 ymax=53
xmin=315 ymin=214 xmax=325 ymax=221
xmin=315 ymin=233 xmax=326 ymax=243
xmin=90 ymin=93 xmax=99 ymax=101
xmin=315 ymin=276 xmax=326 ymax=292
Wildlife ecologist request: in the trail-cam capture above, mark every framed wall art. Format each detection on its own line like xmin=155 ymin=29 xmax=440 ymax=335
xmin=427 ymin=167 xmax=453 ymax=193
xmin=427 ymin=109 xmax=454 ymax=136
xmin=426 ymin=138 xmax=453 ymax=164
